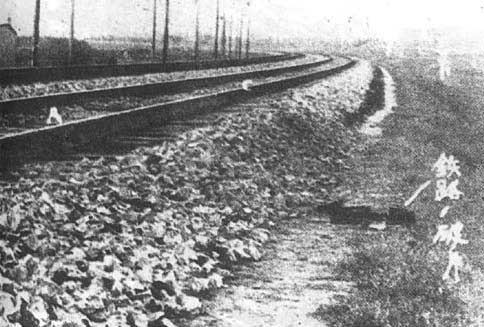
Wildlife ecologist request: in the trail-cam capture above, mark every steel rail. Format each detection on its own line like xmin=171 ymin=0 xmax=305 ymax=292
xmin=0 ymin=53 xmax=303 ymax=85
xmin=0 ymin=57 xmax=333 ymax=115
xmin=0 ymin=58 xmax=356 ymax=168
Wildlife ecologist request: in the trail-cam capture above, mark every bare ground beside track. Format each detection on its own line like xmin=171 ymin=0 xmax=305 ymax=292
xmin=183 ymin=214 xmax=355 ymax=327
xmin=0 ymin=61 xmax=373 ymax=327
xmin=184 ymin=53 xmax=484 ymax=327
xmin=178 ymin=62 xmax=377 ymax=327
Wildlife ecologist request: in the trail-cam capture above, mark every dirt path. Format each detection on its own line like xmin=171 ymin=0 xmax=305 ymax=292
xmin=180 ymin=63 xmax=397 ymax=327
xmin=182 ymin=53 xmax=484 ymax=327
xmin=185 ymin=214 xmax=355 ymax=327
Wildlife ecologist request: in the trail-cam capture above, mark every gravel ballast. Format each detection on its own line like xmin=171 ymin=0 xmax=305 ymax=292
xmin=0 ymin=56 xmax=323 ymax=101
xmin=0 ymin=60 xmax=373 ymax=327
xmin=0 ymin=58 xmax=343 ymax=131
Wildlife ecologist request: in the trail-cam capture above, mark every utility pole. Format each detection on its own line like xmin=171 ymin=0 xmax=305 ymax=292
xmin=68 ymin=0 xmax=75 ymax=65
xmin=237 ymin=1 xmax=243 ymax=59
xmin=152 ymin=0 xmax=157 ymax=61
xmin=162 ymin=0 xmax=170 ymax=66
xmin=228 ymin=0 xmax=236 ymax=58
xmin=32 ymin=0 xmax=41 ymax=66
xmin=228 ymin=12 xmax=232 ymax=58
xmin=214 ymin=0 xmax=220 ymax=58
xmin=245 ymin=0 xmax=250 ymax=58
xmin=221 ymin=0 xmax=227 ymax=57
xmin=194 ymin=0 xmax=200 ymax=63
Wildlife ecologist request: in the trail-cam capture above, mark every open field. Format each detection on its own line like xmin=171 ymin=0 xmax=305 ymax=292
xmin=314 ymin=51 xmax=484 ymax=327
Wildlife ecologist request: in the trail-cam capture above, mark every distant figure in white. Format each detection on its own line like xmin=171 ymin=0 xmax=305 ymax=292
xmin=46 ymin=107 xmax=63 ymax=125
xmin=242 ymin=79 xmax=254 ymax=91
xmin=437 ymin=50 xmax=451 ymax=82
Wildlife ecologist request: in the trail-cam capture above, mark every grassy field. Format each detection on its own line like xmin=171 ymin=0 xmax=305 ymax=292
xmin=314 ymin=54 xmax=484 ymax=326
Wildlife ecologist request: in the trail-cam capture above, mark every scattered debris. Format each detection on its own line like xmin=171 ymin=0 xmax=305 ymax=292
xmin=242 ymin=79 xmax=254 ymax=91
xmin=46 ymin=107 xmax=63 ymax=125
xmin=368 ymin=220 xmax=387 ymax=231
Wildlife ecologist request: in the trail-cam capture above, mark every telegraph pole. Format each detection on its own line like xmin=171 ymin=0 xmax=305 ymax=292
xmin=214 ymin=0 xmax=220 ymax=58
xmin=32 ymin=0 xmax=41 ymax=66
xmin=152 ymin=0 xmax=157 ymax=61
xmin=221 ymin=0 xmax=227 ymax=57
xmin=228 ymin=12 xmax=232 ymax=58
xmin=194 ymin=0 xmax=200 ymax=63
xmin=162 ymin=0 xmax=170 ymax=66
xmin=245 ymin=0 xmax=250 ymax=58
xmin=227 ymin=0 xmax=234 ymax=58
xmin=237 ymin=1 xmax=243 ymax=59
xmin=68 ymin=0 xmax=75 ymax=65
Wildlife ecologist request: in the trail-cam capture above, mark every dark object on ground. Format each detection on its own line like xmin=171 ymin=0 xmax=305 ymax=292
xmin=387 ymin=207 xmax=416 ymax=225
xmin=318 ymin=201 xmax=415 ymax=226
xmin=345 ymin=66 xmax=385 ymax=125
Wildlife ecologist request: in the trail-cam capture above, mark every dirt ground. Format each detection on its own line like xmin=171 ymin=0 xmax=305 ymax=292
xmin=180 ymin=51 xmax=484 ymax=327
xmin=184 ymin=213 xmax=355 ymax=327
xmin=181 ymin=66 xmax=385 ymax=327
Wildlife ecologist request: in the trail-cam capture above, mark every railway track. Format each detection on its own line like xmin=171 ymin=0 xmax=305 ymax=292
xmin=0 ymin=53 xmax=301 ymax=85
xmin=0 ymin=56 xmax=356 ymax=169
xmin=0 ymin=56 xmax=333 ymax=115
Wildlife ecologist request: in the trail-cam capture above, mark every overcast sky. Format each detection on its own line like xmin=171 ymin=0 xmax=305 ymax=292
xmin=1 ymin=0 xmax=484 ymax=41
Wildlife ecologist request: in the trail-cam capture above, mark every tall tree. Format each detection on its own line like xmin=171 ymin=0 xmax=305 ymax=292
xmin=32 ymin=0 xmax=41 ymax=66
xmin=214 ymin=0 xmax=220 ymax=58
xmin=152 ymin=0 xmax=157 ymax=61
xmin=162 ymin=0 xmax=170 ymax=66
xmin=68 ymin=0 xmax=75 ymax=65
xmin=194 ymin=0 xmax=200 ymax=62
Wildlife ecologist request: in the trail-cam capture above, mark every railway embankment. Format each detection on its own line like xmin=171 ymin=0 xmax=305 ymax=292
xmin=0 ymin=59 xmax=383 ymax=327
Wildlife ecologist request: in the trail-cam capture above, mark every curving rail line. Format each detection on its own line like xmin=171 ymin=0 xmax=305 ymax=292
xmin=0 ymin=53 xmax=302 ymax=85
xmin=0 ymin=57 xmax=333 ymax=115
xmin=0 ymin=57 xmax=356 ymax=169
